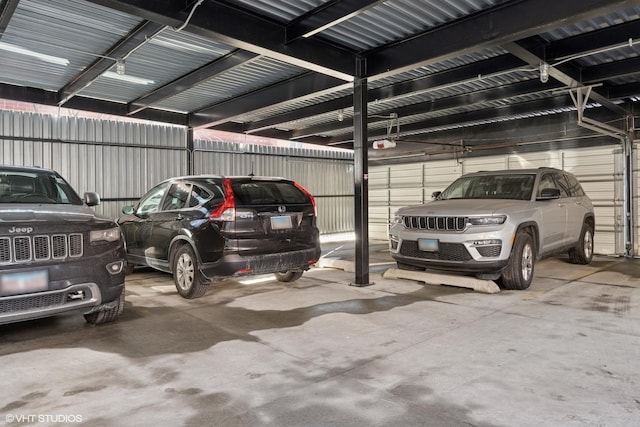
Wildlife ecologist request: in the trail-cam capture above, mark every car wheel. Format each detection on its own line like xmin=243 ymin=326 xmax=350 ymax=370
xmin=500 ymin=231 xmax=535 ymax=290
xmin=124 ymin=261 xmax=135 ymax=275
xmin=274 ymin=270 xmax=304 ymax=282
xmin=173 ymin=245 xmax=208 ymax=299
xmin=84 ymin=289 xmax=125 ymax=325
xmin=568 ymin=223 xmax=594 ymax=265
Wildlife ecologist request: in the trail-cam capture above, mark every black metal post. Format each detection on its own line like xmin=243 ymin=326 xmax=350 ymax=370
xmin=353 ymin=57 xmax=370 ymax=286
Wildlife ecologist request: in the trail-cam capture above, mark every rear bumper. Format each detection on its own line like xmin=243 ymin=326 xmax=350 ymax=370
xmin=200 ymin=246 xmax=321 ymax=281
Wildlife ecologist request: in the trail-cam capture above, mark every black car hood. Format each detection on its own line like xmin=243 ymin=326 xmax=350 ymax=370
xmin=0 ymin=204 xmax=111 ymax=224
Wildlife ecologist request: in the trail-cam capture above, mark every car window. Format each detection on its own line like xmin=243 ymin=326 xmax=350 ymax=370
xmin=0 ymin=171 xmax=83 ymax=204
xmin=565 ymin=174 xmax=585 ymax=196
xmin=232 ymin=181 xmax=309 ymax=205
xmin=137 ymin=183 xmax=168 ymax=214
xmin=537 ymin=174 xmax=556 ymax=197
xmin=188 ymin=184 xmax=212 ymax=207
xmin=161 ymin=182 xmax=190 ymax=211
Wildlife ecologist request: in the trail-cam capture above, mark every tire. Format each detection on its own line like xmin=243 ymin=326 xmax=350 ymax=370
xmin=568 ymin=223 xmax=594 ymax=265
xmin=124 ymin=262 xmax=135 ymax=275
xmin=173 ymin=245 xmax=208 ymax=299
xmin=275 ymin=270 xmax=303 ymax=282
xmin=84 ymin=289 xmax=125 ymax=325
xmin=500 ymin=231 xmax=535 ymax=290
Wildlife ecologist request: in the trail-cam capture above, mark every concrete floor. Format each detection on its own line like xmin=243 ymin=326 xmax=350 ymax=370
xmin=1 ymin=240 xmax=639 ymax=426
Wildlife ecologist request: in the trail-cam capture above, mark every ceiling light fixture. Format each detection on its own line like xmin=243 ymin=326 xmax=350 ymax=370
xmin=116 ymin=59 xmax=125 ymax=75
xmin=539 ymin=62 xmax=549 ymax=83
xmin=0 ymin=41 xmax=69 ymax=66
xmin=102 ymin=71 xmax=155 ymax=85
xmin=338 ymin=109 xmax=344 ymax=122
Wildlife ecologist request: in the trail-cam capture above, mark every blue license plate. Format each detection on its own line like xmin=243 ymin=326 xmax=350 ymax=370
xmin=418 ymin=238 xmax=439 ymax=252
xmin=0 ymin=270 xmax=48 ymax=296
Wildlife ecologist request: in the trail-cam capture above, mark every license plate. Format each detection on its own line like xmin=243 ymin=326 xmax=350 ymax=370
xmin=418 ymin=238 xmax=439 ymax=252
xmin=0 ymin=270 xmax=48 ymax=296
xmin=270 ymin=215 xmax=292 ymax=230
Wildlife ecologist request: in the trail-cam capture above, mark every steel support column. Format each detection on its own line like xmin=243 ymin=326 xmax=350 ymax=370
xmin=353 ymin=58 xmax=370 ymax=285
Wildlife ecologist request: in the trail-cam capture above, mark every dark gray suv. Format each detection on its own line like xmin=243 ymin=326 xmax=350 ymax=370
xmin=0 ymin=165 xmax=126 ymax=325
xmin=117 ymin=175 xmax=321 ymax=298
xmin=389 ymin=168 xmax=595 ymax=290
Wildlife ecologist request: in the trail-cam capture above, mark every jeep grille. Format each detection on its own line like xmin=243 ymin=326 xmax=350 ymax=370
xmin=0 ymin=234 xmax=83 ymax=264
xmin=403 ymin=216 xmax=467 ymax=231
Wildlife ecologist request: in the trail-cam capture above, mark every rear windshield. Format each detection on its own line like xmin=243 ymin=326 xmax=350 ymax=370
xmin=0 ymin=170 xmax=83 ymax=205
xmin=231 ymin=180 xmax=309 ymax=205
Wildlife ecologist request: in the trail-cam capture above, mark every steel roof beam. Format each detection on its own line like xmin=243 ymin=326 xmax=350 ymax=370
xmin=290 ymin=79 xmax=565 ymax=140
xmin=329 ymin=96 xmax=577 ymax=144
xmin=189 ymin=72 xmax=349 ymax=128
xmin=129 ymin=49 xmax=259 ymax=115
xmin=582 ymin=57 xmax=640 ymax=84
xmin=84 ymin=0 xmax=356 ymax=81
xmin=286 ymin=0 xmax=385 ymax=43
xmin=58 ymin=20 xmax=165 ymax=106
xmin=0 ymin=82 xmax=188 ymax=126
xmin=0 ymin=0 xmax=19 ymax=37
xmin=366 ymin=0 xmax=640 ymax=79
xmin=546 ymin=19 xmax=640 ymax=61
xmin=242 ymin=55 xmax=525 ymax=133
xmin=504 ymin=41 xmax=628 ymax=115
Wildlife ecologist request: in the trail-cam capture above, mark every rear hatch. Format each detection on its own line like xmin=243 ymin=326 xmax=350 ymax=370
xmin=229 ymin=177 xmax=318 ymax=255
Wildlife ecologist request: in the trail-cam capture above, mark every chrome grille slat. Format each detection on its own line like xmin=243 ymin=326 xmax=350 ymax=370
xmin=0 ymin=234 xmax=83 ymax=264
xmin=403 ymin=216 xmax=467 ymax=231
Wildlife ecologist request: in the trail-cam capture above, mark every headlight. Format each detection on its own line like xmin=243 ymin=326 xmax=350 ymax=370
xmin=90 ymin=227 xmax=121 ymax=243
xmin=392 ymin=213 xmax=403 ymax=224
xmin=468 ymin=215 xmax=507 ymax=226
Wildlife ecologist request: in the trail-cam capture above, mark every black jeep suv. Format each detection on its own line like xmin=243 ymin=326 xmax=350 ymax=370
xmin=0 ymin=165 xmax=125 ymax=325
xmin=117 ymin=175 xmax=321 ymax=298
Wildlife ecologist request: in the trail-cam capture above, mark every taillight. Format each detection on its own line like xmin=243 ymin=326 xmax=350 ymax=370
xmin=209 ymin=178 xmax=236 ymax=222
xmin=294 ymin=181 xmax=317 ymax=216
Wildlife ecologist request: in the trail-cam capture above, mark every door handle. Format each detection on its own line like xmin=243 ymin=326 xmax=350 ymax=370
xmin=174 ymin=214 xmax=183 ymax=221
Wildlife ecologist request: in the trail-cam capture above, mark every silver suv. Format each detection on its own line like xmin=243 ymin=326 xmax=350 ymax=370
xmin=388 ymin=168 xmax=595 ymax=290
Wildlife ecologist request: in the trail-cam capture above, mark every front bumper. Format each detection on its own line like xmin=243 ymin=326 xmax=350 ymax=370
xmin=0 ymin=282 xmax=124 ymax=325
xmin=388 ymin=223 xmax=514 ymax=274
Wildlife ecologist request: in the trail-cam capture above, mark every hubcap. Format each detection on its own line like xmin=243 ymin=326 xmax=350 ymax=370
xmin=176 ymin=253 xmax=194 ymax=291
xmin=584 ymin=230 xmax=593 ymax=259
xmin=521 ymin=243 xmax=533 ymax=282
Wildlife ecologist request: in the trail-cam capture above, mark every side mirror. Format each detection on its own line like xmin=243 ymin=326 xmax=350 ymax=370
xmin=122 ymin=205 xmax=135 ymax=215
xmin=537 ymin=188 xmax=561 ymax=200
xmin=84 ymin=192 xmax=100 ymax=206
xmin=431 ymin=191 xmax=442 ymax=199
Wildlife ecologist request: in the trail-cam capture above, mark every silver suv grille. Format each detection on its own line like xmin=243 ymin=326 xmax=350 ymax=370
xmin=0 ymin=234 xmax=83 ymax=264
xmin=403 ymin=216 xmax=467 ymax=231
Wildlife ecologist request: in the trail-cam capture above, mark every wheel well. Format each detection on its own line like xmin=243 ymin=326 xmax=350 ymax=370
xmin=515 ymin=223 xmax=539 ymax=256
xmin=585 ymin=215 xmax=595 ymax=231
xmin=168 ymin=240 xmax=187 ymax=272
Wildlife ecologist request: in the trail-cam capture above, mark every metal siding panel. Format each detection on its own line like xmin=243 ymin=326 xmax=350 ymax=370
xmin=192 ymin=141 xmax=354 ymax=235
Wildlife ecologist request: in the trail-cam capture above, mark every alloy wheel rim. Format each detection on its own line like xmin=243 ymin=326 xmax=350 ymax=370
xmin=584 ymin=230 xmax=593 ymax=259
xmin=521 ymin=243 xmax=533 ymax=282
xmin=176 ymin=253 xmax=194 ymax=291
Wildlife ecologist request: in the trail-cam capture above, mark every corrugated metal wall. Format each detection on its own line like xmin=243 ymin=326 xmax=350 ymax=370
xmin=0 ymin=110 xmax=355 ymax=235
xmin=193 ymin=140 xmax=354 ymax=234
xmin=0 ymin=111 xmax=188 ymax=219
xmin=370 ymin=146 xmax=626 ymax=255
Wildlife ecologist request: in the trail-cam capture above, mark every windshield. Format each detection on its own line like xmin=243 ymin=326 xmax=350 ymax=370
xmin=0 ymin=170 xmax=84 ymax=205
xmin=439 ymin=174 xmax=535 ymax=201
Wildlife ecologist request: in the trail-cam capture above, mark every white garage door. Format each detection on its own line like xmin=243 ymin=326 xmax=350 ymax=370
xmin=369 ymin=146 xmax=623 ymax=255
